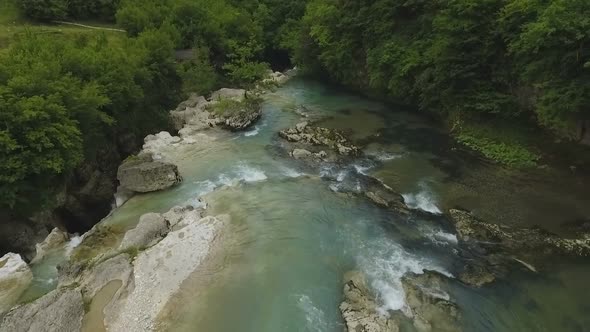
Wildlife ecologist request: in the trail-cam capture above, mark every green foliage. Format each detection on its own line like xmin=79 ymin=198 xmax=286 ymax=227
xmin=0 ymin=30 xmax=180 ymax=212
xmin=178 ymin=47 xmax=219 ymax=95
xmin=456 ymin=132 xmax=540 ymax=168
xmin=208 ymin=95 xmax=262 ymax=117
xmin=18 ymin=0 xmax=120 ymax=21
xmin=295 ymin=0 xmax=590 ymax=144
xmin=115 ymin=0 xmax=295 ymax=86
xmin=2 ymin=0 xmax=311 ymax=216
xmin=18 ymin=0 xmax=68 ymax=21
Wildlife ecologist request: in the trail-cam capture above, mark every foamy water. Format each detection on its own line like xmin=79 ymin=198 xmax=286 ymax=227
xmin=296 ymin=295 xmax=328 ymax=332
xmin=193 ymin=164 xmax=269 ymax=196
xmin=402 ymin=181 xmax=442 ymax=214
xmin=356 ymin=235 xmax=452 ymax=313
xmin=65 ymin=235 xmax=83 ymax=257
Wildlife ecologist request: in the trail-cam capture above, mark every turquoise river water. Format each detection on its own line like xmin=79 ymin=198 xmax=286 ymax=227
xmin=20 ymin=78 xmax=590 ymax=331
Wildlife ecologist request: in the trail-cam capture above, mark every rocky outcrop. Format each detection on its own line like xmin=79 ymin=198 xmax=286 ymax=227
xmin=0 ymin=253 xmax=33 ymax=314
xmin=0 ymin=287 xmax=84 ymax=332
xmin=2 ymin=202 xmax=226 ymax=331
xmin=401 ymin=272 xmax=461 ymax=331
xmin=118 ymin=213 xmax=170 ymax=251
xmin=279 ymin=122 xmax=360 ymax=157
xmin=170 ymin=93 xmax=209 ymax=130
xmin=170 ymin=88 xmax=263 ymax=134
xmin=448 ymin=209 xmax=590 ymax=286
xmin=340 ymin=271 xmax=400 ymax=332
xmin=107 ymin=212 xmax=227 ymax=332
xmin=220 ymin=105 xmax=262 ymax=131
xmin=450 ymin=209 xmax=590 ymax=256
xmin=117 ymin=154 xmax=182 ymax=193
xmin=340 ymin=270 xmax=460 ymax=332
xmin=31 ymin=228 xmax=69 ymax=263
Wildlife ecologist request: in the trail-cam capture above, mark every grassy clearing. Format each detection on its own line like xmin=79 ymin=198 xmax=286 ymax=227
xmin=0 ymin=0 xmax=123 ymax=48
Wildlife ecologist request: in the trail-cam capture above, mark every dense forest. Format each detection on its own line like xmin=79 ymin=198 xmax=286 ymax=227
xmin=1 ymin=0 xmax=589 ymax=220
xmin=289 ymin=0 xmax=590 ymax=166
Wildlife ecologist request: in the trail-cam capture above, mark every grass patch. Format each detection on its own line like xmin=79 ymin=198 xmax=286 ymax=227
xmin=452 ymin=116 xmax=541 ymax=168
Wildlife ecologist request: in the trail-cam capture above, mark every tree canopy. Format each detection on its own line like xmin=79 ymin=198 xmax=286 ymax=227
xmin=293 ymin=0 xmax=590 ymax=139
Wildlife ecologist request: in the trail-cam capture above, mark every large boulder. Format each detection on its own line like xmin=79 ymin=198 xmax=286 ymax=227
xmin=0 ymin=287 xmax=84 ymax=332
xmin=340 ymin=271 xmax=400 ymax=332
xmin=119 ymin=213 xmax=170 ymax=251
xmin=0 ymin=253 xmax=33 ymax=314
xmin=117 ymin=155 xmax=182 ymax=193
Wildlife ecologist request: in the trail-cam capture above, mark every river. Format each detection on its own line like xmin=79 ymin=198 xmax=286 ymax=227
xmin=21 ymin=78 xmax=590 ymax=331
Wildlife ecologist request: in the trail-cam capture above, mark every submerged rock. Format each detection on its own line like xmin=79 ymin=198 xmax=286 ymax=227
xmin=291 ymin=148 xmax=313 ymax=160
xmin=0 ymin=287 xmax=84 ymax=332
xmin=448 ymin=209 xmax=590 ymax=286
xmin=117 ymin=155 xmax=182 ymax=193
xmin=340 ymin=271 xmax=400 ymax=332
xmin=0 ymin=253 xmax=33 ymax=314
xmin=449 ymin=209 xmax=590 ymax=256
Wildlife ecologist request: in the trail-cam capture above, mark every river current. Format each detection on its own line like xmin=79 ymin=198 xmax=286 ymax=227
xmin=21 ymin=78 xmax=590 ymax=331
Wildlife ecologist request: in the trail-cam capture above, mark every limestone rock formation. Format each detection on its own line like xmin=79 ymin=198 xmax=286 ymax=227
xmin=2 ymin=202 xmax=226 ymax=332
xmin=340 ymin=270 xmax=461 ymax=332
xmin=340 ymin=271 xmax=400 ymax=332
xmin=0 ymin=287 xmax=84 ymax=332
xmin=170 ymin=94 xmax=209 ymax=130
xmin=0 ymin=253 xmax=33 ymax=314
